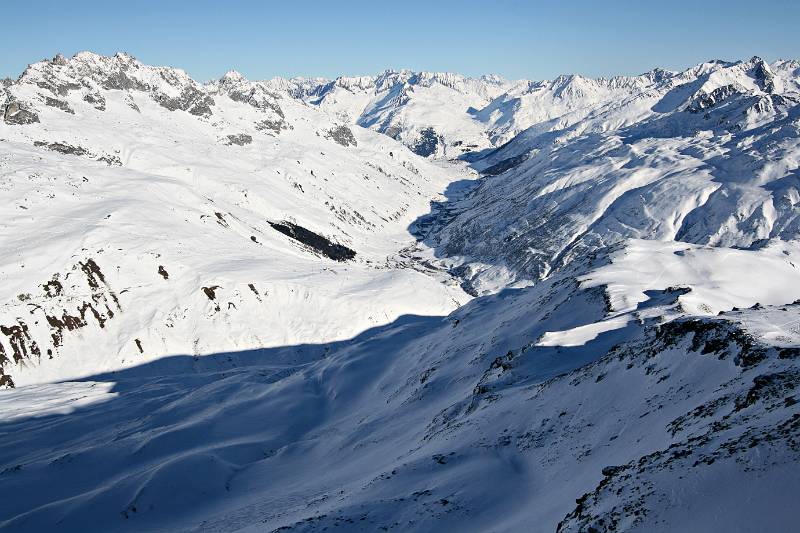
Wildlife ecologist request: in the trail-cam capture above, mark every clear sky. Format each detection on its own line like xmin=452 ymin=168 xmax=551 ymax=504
xmin=1 ymin=0 xmax=798 ymax=82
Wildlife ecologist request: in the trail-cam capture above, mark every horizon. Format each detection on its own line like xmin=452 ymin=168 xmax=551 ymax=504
xmin=5 ymin=50 xmax=797 ymax=85
xmin=1 ymin=0 xmax=798 ymax=82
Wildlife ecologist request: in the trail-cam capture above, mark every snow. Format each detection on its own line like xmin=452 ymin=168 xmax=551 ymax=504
xmin=582 ymin=239 xmax=800 ymax=315
xmin=0 ymin=52 xmax=799 ymax=532
xmin=0 ymin=381 xmax=116 ymax=422
xmin=537 ymin=315 xmax=631 ymax=347
xmin=0 ymin=53 xmax=474 ymax=386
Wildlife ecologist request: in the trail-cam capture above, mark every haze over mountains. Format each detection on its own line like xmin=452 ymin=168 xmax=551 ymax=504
xmin=1 ymin=52 xmax=799 ymax=532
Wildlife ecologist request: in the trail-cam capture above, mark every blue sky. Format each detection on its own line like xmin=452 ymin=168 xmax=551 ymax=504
xmin=1 ymin=0 xmax=798 ymax=81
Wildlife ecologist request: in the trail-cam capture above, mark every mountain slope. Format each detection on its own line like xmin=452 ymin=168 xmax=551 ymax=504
xmin=0 ymin=52 xmax=471 ymax=386
xmin=422 ymin=57 xmax=800 ymax=293
xmin=1 ymin=245 xmax=798 ymax=532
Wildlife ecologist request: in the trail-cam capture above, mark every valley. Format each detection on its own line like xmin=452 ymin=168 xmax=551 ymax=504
xmin=0 ymin=52 xmax=799 ymax=532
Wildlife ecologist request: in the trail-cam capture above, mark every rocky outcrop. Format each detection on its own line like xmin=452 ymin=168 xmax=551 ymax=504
xmin=153 ymin=86 xmax=214 ymax=117
xmin=224 ymin=133 xmax=252 ymax=146
xmin=44 ymin=96 xmax=74 ymax=114
xmin=82 ymin=92 xmax=106 ymax=110
xmin=33 ymin=141 xmax=122 ymax=165
xmin=325 ymin=125 xmax=357 ymax=147
xmin=687 ymin=84 xmax=739 ymax=113
xmin=269 ymin=221 xmax=356 ymax=261
xmin=0 ymin=259 xmax=121 ymax=388
xmin=3 ymin=101 xmax=39 ymax=125
xmin=410 ymin=127 xmax=440 ymax=157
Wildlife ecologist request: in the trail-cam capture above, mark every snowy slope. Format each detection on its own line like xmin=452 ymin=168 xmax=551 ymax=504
xmin=0 ymin=52 xmax=472 ymax=386
xmin=0 ymin=52 xmax=799 ymax=533
xmin=424 ymin=57 xmax=800 ymax=293
xmin=1 ymin=242 xmax=798 ymax=532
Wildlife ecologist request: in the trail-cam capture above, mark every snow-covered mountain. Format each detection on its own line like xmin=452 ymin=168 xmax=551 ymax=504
xmin=278 ymin=70 xmax=516 ymax=158
xmin=1 ymin=52 xmax=799 ymax=533
xmin=422 ymin=56 xmax=800 ymax=293
xmin=0 ymin=52 xmax=471 ymax=386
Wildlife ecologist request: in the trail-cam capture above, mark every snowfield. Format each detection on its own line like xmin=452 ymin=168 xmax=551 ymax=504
xmin=0 ymin=52 xmax=799 ymax=532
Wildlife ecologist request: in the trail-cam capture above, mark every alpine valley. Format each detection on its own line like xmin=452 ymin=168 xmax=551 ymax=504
xmin=1 ymin=52 xmax=799 ymax=532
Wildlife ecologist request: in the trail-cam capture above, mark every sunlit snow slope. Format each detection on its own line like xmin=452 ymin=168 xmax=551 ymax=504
xmin=0 ymin=52 xmax=471 ymax=386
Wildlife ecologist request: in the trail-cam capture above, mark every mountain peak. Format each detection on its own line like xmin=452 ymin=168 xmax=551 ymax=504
xmin=222 ymin=69 xmax=245 ymax=81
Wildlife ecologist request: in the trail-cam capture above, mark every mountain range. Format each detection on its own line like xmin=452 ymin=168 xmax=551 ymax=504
xmin=0 ymin=52 xmax=799 ymax=532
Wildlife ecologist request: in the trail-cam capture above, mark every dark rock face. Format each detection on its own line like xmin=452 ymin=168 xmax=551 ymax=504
xmin=3 ymin=101 xmax=39 ymax=125
xmin=752 ymin=58 xmax=775 ymax=93
xmin=51 ymin=53 xmax=68 ymax=66
xmin=154 ymin=86 xmax=215 ymax=117
xmin=254 ymin=119 xmax=287 ymax=134
xmin=44 ymin=97 xmax=74 ymax=114
xmin=655 ymin=317 xmax=767 ymax=367
xmin=33 ymin=141 xmax=121 ymax=166
xmin=83 ymin=92 xmax=106 ymax=111
xmin=96 ymin=154 xmax=122 ymax=166
xmin=226 ymin=86 xmax=285 ymax=118
xmin=34 ymin=141 xmax=89 ymax=157
xmin=269 ymin=221 xmax=356 ymax=261
xmin=101 ymin=70 xmax=149 ymax=92
xmin=36 ymin=80 xmax=81 ymax=97
xmin=225 ymin=134 xmax=253 ymax=146
xmin=482 ymin=151 xmax=530 ymax=176
xmin=326 ymin=125 xmax=357 ymax=147
xmin=411 ymin=127 xmax=440 ymax=157
xmin=553 ymin=310 xmax=800 ymax=533
xmin=0 ymin=258 xmax=120 ymax=387
xmin=687 ymin=84 xmax=739 ymax=114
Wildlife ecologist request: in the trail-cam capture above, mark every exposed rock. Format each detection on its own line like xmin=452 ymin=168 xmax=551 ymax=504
xmin=225 ymin=134 xmax=252 ymax=146
xmin=225 ymin=84 xmax=285 ymax=118
xmin=384 ymin=124 xmax=402 ymax=139
xmin=687 ymin=84 xmax=739 ymax=114
xmin=269 ymin=221 xmax=356 ymax=261
xmin=154 ymin=86 xmax=214 ymax=117
xmin=36 ymin=80 xmax=81 ymax=97
xmin=83 ymin=92 xmax=106 ymax=111
xmin=34 ymin=141 xmax=89 ymax=157
xmin=1 ymin=321 xmax=41 ymax=364
xmin=96 ymin=154 xmax=122 ymax=166
xmin=30 ymin=141 xmax=117 ymax=166
xmin=411 ymin=127 xmax=440 ymax=157
xmin=482 ymin=151 xmax=530 ymax=176
xmin=752 ymin=57 xmax=775 ymax=93
xmin=254 ymin=118 xmax=287 ymax=134
xmin=44 ymin=96 xmax=74 ymax=114
xmin=4 ymin=101 xmax=39 ymax=125
xmin=102 ymin=70 xmax=149 ymax=92
xmin=202 ymin=286 xmax=219 ymax=301
xmin=124 ymin=96 xmax=140 ymax=113
xmin=325 ymin=125 xmax=358 ymax=147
